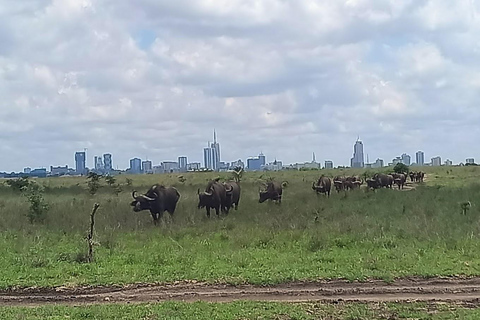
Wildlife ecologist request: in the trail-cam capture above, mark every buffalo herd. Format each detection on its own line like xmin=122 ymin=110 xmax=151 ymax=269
xmin=131 ymin=171 xmax=425 ymax=223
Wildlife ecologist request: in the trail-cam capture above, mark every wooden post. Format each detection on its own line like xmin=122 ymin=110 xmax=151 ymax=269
xmin=87 ymin=203 xmax=100 ymax=263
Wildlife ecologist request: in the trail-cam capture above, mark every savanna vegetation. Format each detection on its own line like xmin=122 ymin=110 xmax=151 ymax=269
xmin=0 ymin=166 xmax=480 ymax=289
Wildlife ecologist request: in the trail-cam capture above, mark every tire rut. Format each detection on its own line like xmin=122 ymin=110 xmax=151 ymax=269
xmin=2 ymin=277 xmax=480 ymax=306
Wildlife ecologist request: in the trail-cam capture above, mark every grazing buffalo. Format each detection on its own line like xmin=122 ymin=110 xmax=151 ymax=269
xmin=223 ymin=181 xmax=241 ymax=211
xmin=312 ymin=175 xmax=332 ymax=197
xmin=259 ymin=181 xmax=283 ymax=203
xmin=198 ymin=180 xmax=228 ymax=217
xmin=345 ymin=176 xmax=363 ymax=190
xmin=415 ymin=171 xmax=425 ymax=182
xmin=374 ymin=173 xmax=394 ymax=188
xmin=130 ymin=185 xmax=180 ymax=225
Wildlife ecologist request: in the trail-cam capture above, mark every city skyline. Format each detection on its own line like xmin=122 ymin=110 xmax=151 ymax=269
xmin=2 ymin=134 xmax=477 ymax=176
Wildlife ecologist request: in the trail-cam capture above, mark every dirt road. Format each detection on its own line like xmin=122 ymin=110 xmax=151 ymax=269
xmin=2 ymin=277 xmax=480 ymax=306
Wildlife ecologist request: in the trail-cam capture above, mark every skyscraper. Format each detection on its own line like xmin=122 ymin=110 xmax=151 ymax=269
xmin=203 ymin=146 xmax=212 ymax=170
xmin=178 ymin=156 xmax=188 ymax=171
xmin=202 ymin=130 xmax=222 ymax=171
xmin=350 ymin=139 xmax=364 ymax=168
xmin=103 ymin=154 xmax=113 ymax=173
xmin=324 ymin=161 xmax=333 ymax=169
xmin=431 ymin=156 xmax=442 ymax=167
xmin=211 ymin=130 xmax=221 ymax=170
xmin=401 ymin=153 xmax=411 ymax=166
xmin=75 ymin=151 xmax=86 ymax=175
xmin=416 ymin=151 xmax=425 ymax=166
xmin=129 ymin=158 xmax=142 ymax=174
xmin=142 ymin=160 xmax=153 ymax=174
xmin=94 ymin=156 xmax=104 ymax=171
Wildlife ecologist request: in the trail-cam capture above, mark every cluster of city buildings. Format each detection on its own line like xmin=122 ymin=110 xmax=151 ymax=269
xmin=0 ymin=134 xmax=477 ymax=179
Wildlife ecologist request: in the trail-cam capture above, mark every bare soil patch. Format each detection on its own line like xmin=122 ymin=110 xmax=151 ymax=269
xmin=2 ymin=277 xmax=480 ymax=307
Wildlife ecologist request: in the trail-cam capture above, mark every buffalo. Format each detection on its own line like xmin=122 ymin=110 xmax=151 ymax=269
xmin=345 ymin=176 xmax=363 ymax=190
xmin=333 ymin=176 xmax=346 ymax=192
xmin=392 ymin=173 xmax=406 ymax=189
xmin=198 ymin=180 xmax=228 ymax=217
xmin=366 ymin=178 xmax=379 ymax=190
xmin=130 ymin=185 xmax=180 ymax=225
xmin=312 ymin=175 xmax=332 ymax=197
xmin=374 ymin=173 xmax=394 ymax=188
xmin=223 ymin=181 xmax=241 ymax=211
xmin=259 ymin=181 xmax=283 ymax=203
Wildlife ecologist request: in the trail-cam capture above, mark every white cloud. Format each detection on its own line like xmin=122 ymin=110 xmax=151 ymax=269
xmin=0 ymin=0 xmax=479 ymax=171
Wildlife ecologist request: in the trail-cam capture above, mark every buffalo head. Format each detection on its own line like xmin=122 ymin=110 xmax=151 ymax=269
xmin=130 ymin=190 xmax=157 ymax=212
xmin=197 ymin=188 xmax=213 ymax=209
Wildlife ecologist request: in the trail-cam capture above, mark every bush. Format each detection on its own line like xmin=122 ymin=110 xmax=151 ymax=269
xmin=21 ymin=182 xmax=48 ymax=224
xmin=5 ymin=177 xmax=31 ymax=192
xmin=393 ymin=163 xmax=409 ymax=174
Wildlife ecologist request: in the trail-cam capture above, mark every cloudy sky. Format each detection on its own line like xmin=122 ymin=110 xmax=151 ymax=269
xmin=1 ymin=0 xmax=480 ymax=171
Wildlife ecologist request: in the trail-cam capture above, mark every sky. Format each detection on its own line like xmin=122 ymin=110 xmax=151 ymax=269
xmin=1 ymin=0 xmax=480 ymax=171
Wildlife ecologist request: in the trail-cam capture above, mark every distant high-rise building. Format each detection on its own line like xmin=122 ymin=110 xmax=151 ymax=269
xmin=94 ymin=156 xmax=104 ymax=171
xmin=324 ymin=161 xmax=334 ymax=169
xmin=103 ymin=154 xmax=113 ymax=173
xmin=431 ymin=156 xmax=442 ymax=167
xmin=24 ymin=167 xmax=32 ymax=174
xmin=178 ymin=156 xmax=188 ymax=171
xmin=142 ymin=160 xmax=153 ymax=174
xmin=203 ymin=146 xmax=213 ymax=169
xmin=202 ymin=130 xmax=222 ymax=171
xmin=416 ymin=151 xmax=425 ymax=166
xmin=401 ymin=153 xmax=411 ymax=166
xmin=466 ymin=158 xmax=475 ymax=164
xmin=247 ymin=153 xmax=266 ymax=171
xmin=161 ymin=161 xmax=179 ymax=173
xmin=230 ymin=159 xmax=245 ymax=169
xmin=211 ymin=130 xmax=221 ymax=170
xmin=129 ymin=158 xmax=142 ymax=174
xmin=75 ymin=151 xmax=86 ymax=175
xmin=373 ymin=158 xmax=384 ymax=168
xmin=445 ymin=159 xmax=453 ymax=166
xmin=350 ymin=139 xmax=364 ymax=168
xmin=187 ymin=162 xmax=201 ymax=171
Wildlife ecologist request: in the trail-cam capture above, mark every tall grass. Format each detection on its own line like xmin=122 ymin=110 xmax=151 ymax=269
xmin=1 ymin=166 xmax=480 ymax=288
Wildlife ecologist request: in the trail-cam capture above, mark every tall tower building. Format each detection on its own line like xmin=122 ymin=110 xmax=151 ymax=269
xmin=129 ymin=158 xmax=142 ymax=174
xmin=178 ymin=156 xmax=188 ymax=171
xmin=416 ymin=151 xmax=425 ymax=166
xmin=350 ymin=139 xmax=364 ymax=168
xmin=75 ymin=151 xmax=86 ymax=175
xmin=211 ymin=129 xmax=221 ymax=170
xmin=401 ymin=153 xmax=411 ymax=166
xmin=203 ymin=145 xmax=213 ymax=170
xmin=103 ymin=154 xmax=113 ymax=173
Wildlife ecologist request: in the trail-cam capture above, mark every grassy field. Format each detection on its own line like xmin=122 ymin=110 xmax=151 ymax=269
xmin=1 ymin=166 xmax=480 ymax=289
xmin=2 ymin=301 xmax=480 ymax=319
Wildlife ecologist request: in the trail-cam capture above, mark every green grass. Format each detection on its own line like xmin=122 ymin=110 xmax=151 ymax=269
xmin=1 ymin=166 xmax=480 ymax=288
xmin=2 ymin=302 xmax=480 ymax=319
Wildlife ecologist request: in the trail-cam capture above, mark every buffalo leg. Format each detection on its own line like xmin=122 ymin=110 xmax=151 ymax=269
xmin=206 ymin=207 xmax=211 ymax=218
xmin=215 ymin=206 xmax=220 ymax=216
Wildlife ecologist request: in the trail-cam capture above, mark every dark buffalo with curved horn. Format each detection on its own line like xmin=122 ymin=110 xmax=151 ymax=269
xmin=198 ymin=180 xmax=228 ymax=217
xmin=333 ymin=176 xmax=345 ymax=192
xmin=259 ymin=181 xmax=283 ymax=203
xmin=223 ymin=181 xmax=241 ymax=211
xmin=312 ymin=175 xmax=331 ymax=197
xmin=130 ymin=185 xmax=180 ymax=225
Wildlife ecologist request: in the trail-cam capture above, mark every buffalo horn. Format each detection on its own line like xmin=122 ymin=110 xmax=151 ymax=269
xmin=132 ymin=191 xmax=138 ymax=199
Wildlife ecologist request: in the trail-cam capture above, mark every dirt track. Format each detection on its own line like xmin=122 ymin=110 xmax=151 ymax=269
xmin=2 ymin=277 xmax=480 ymax=306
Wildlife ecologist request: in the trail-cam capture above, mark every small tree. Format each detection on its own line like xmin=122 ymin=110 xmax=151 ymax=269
xmin=87 ymin=172 xmax=102 ymax=196
xmin=231 ymin=167 xmax=244 ymax=183
xmin=5 ymin=176 xmax=31 ymax=192
xmin=393 ymin=163 xmax=409 ymax=175
xmin=21 ymin=182 xmax=48 ymax=224
xmin=104 ymin=175 xmax=116 ymax=187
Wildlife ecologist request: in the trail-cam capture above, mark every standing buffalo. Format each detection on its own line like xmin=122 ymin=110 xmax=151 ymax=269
xmin=374 ymin=173 xmax=394 ymax=188
xmin=392 ymin=173 xmax=406 ymax=189
xmin=198 ymin=180 xmax=228 ymax=217
xmin=333 ymin=176 xmax=345 ymax=192
xmin=366 ymin=178 xmax=379 ymax=190
xmin=223 ymin=181 xmax=241 ymax=211
xmin=130 ymin=185 xmax=180 ymax=225
xmin=259 ymin=181 xmax=283 ymax=203
xmin=345 ymin=176 xmax=363 ymax=190
xmin=409 ymin=172 xmax=415 ymax=182
xmin=312 ymin=175 xmax=332 ymax=197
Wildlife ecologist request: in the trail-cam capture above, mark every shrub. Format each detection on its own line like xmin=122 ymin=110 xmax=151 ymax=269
xmin=21 ymin=182 xmax=49 ymax=224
